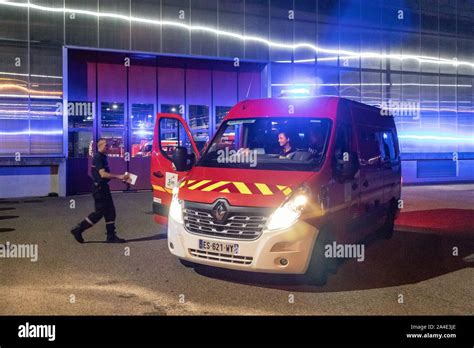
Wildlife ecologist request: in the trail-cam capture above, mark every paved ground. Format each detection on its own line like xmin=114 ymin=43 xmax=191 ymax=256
xmin=0 ymin=184 xmax=472 ymax=315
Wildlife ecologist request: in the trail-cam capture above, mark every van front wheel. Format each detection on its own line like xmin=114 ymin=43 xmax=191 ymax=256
xmin=303 ymin=228 xmax=334 ymax=286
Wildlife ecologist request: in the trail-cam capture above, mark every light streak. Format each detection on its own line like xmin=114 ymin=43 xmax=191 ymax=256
xmin=0 ymin=0 xmax=472 ymax=68
xmin=0 ymin=71 xmax=62 ymax=79
xmin=0 ymin=84 xmax=62 ymax=96
xmin=0 ymin=94 xmax=62 ymax=99
xmin=0 ymin=130 xmax=63 ymax=136
xmin=398 ymin=133 xmax=474 ymax=143
xmin=271 ymin=83 xmax=472 ymax=88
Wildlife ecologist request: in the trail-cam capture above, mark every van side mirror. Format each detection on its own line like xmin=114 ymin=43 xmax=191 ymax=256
xmin=172 ymin=146 xmax=190 ymax=172
xmin=334 ymin=151 xmax=359 ymax=181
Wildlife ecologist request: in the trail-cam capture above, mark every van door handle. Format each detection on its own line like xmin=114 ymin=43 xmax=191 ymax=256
xmin=363 ymin=180 xmax=369 ymax=187
xmin=153 ymin=171 xmax=164 ymax=178
xmin=351 ymin=182 xmax=358 ymax=190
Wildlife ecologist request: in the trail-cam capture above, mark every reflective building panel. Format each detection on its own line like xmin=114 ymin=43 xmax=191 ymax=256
xmin=0 ymin=0 xmax=472 ymax=189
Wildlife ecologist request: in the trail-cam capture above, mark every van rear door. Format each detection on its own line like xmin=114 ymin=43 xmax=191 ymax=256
xmin=377 ymin=127 xmax=401 ymax=205
xmin=151 ymin=113 xmax=199 ymax=224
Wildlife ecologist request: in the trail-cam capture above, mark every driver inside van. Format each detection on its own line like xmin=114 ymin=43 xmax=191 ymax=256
xmin=278 ymin=131 xmax=295 ymax=157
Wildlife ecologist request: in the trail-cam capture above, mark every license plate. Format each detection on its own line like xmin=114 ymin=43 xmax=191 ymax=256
xmin=198 ymin=239 xmax=239 ymax=255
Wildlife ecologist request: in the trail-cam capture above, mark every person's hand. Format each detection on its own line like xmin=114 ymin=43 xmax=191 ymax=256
xmin=117 ymin=174 xmax=125 ymax=181
xmin=122 ymin=173 xmax=132 ymax=184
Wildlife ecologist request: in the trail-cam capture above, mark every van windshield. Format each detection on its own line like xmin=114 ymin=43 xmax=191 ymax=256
xmin=197 ymin=117 xmax=331 ymax=171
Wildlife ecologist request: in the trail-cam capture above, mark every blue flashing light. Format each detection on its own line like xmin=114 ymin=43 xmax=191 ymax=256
xmin=280 ymin=86 xmax=312 ymax=98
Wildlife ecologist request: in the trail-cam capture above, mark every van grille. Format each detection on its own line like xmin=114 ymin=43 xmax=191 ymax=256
xmin=189 ymin=248 xmax=253 ymax=265
xmin=183 ymin=207 xmax=267 ymax=240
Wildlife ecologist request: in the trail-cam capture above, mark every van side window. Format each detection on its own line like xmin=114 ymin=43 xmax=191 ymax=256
xmin=159 ymin=118 xmax=195 ymax=160
xmin=377 ymin=131 xmax=397 ymax=161
xmin=357 ymin=126 xmax=381 ymax=164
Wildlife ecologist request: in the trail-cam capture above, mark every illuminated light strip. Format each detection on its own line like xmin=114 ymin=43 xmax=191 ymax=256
xmin=278 ymin=55 xmax=474 ymax=66
xmin=0 ymin=77 xmax=61 ymax=87
xmin=0 ymin=94 xmax=62 ymax=99
xmin=398 ymin=134 xmax=474 ymax=142
xmin=0 ymin=84 xmax=62 ymax=96
xmin=277 ymin=56 xmax=362 ymax=63
xmin=271 ymin=83 xmax=473 ymax=88
xmin=0 ymin=110 xmax=61 ymax=115
xmin=0 ymin=109 xmax=29 ymax=113
xmin=0 ymin=130 xmax=63 ymax=135
xmin=0 ymin=71 xmax=62 ymax=79
xmin=0 ymin=77 xmax=28 ymax=85
xmin=0 ymin=1 xmax=473 ymax=68
xmin=411 ymin=108 xmax=474 ymax=113
xmin=0 ymin=103 xmax=68 ymax=107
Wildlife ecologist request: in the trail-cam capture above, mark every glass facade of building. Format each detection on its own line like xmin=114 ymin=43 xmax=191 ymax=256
xmin=0 ymin=0 xmax=473 ymax=193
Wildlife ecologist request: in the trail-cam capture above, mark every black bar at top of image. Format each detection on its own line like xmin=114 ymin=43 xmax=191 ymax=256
xmin=0 ymin=316 xmax=472 ymax=346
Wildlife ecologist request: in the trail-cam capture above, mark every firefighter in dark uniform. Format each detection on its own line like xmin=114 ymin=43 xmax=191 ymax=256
xmin=70 ymin=138 xmax=129 ymax=243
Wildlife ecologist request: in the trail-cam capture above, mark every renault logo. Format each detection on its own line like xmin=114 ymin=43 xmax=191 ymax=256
xmin=211 ymin=200 xmax=228 ymax=222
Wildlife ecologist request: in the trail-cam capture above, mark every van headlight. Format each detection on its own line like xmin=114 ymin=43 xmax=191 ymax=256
xmin=265 ymin=189 xmax=309 ymax=231
xmin=169 ymin=186 xmax=184 ymax=224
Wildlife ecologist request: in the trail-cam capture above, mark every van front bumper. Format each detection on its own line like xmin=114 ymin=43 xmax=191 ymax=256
xmin=167 ymin=217 xmax=319 ymax=274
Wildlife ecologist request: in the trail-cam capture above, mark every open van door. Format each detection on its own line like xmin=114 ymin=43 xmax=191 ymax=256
xmin=151 ymin=113 xmax=200 ymax=225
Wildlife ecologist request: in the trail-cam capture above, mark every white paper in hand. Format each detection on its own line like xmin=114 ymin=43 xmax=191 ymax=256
xmin=125 ymin=172 xmax=138 ymax=185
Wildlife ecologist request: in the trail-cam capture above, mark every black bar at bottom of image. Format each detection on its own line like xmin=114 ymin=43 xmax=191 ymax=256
xmin=0 ymin=316 xmax=472 ymax=346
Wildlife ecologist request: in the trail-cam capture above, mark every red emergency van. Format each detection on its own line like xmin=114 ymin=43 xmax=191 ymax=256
xmin=151 ymin=97 xmax=401 ymax=284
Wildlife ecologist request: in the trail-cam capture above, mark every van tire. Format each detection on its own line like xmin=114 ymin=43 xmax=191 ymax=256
xmin=303 ymin=227 xmax=334 ymax=286
xmin=379 ymin=201 xmax=397 ymax=240
xmin=179 ymin=258 xmax=195 ymax=268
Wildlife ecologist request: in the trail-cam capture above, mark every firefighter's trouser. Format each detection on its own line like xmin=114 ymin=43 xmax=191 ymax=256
xmin=78 ymin=183 xmax=117 ymax=235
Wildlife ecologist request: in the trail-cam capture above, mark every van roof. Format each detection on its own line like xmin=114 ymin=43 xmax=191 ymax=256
xmin=225 ymin=96 xmax=393 ymax=127
xmin=226 ymin=96 xmax=341 ymax=121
